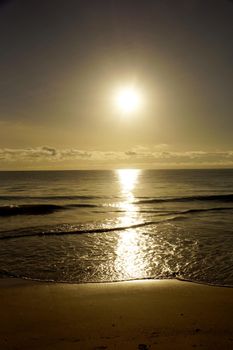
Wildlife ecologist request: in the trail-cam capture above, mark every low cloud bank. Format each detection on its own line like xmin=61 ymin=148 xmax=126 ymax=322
xmin=0 ymin=146 xmax=233 ymax=168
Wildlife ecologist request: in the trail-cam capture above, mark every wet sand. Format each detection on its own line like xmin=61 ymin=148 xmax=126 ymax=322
xmin=0 ymin=278 xmax=233 ymax=349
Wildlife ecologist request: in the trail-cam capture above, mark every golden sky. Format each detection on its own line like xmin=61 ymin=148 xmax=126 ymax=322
xmin=0 ymin=0 xmax=233 ymax=169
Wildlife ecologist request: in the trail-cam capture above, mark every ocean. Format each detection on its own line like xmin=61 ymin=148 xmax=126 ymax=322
xmin=0 ymin=169 xmax=232 ymax=286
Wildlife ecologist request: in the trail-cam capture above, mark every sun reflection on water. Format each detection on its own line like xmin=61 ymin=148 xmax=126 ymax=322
xmin=115 ymin=229 xmax=148 ymax=278
xmin=116 ymin=169 xmax=140 ymax=226
xmin=115 ymin=169 xmax=148 ymax=279
xmin=117 ymin=169 xmax=140 ymax=200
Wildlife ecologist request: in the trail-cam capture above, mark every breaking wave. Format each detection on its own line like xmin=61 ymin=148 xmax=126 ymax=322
xmin=135 ymin=193 xmax=233 ymax=204
xmin=0 ymin=203 xmax=98 ymax=217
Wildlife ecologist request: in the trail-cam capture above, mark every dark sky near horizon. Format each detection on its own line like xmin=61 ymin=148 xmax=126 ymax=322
xmin=0 ymin=0 xmax=233 ymax=169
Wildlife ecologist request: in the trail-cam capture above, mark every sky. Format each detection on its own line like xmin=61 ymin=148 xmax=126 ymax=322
xmin=0 ymin=0 xmax=233 ymax=169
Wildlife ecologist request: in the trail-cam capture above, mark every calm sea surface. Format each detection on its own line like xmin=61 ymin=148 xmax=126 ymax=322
xmin=0 ymin=169 xmax=232 ymax=286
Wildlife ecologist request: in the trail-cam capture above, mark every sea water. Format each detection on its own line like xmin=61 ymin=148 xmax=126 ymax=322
xmin=0 ymin=169 xmax=232 ymax=286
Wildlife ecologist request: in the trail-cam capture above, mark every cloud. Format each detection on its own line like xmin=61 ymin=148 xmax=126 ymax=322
xmin=0 ymin=147 xmax=92 ymax=162
xmin=0 ymin=146 xmax=233 ymax=168
xmin=123 ymin=148 xmax=233 ymax=166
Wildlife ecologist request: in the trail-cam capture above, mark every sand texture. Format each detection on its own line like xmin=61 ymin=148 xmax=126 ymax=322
xmin=0 ymin=279 xmax=233 ymax=349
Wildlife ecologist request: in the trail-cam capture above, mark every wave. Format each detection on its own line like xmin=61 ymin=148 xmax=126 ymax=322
xmin=0 ymin=195 xmax=101 ymax=201
xmin=2 ymin=204 xmax=231 ymax=240
xmin=139 ymin=207 xmax=233 ymax=215
xmin=0 ymin=269 xmax=19 ymax=278
xmin=108 ymin=207 xmax=233 ymax=214
xmin=135 ymin=193 xmax=233 ymax=204
xmin=180 ymin=207 xmax=233 ymax=214
xmin=0 ymin=217 xmax=179 ymax=240
xmin=0 ymin=204 xmax=233 ymax=240
xmin=0 ymin=203 xmax=98 ymax=217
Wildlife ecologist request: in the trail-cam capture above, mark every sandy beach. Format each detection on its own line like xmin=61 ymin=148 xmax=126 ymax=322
xmin=0 ymin=279 xmax=233 ymax=349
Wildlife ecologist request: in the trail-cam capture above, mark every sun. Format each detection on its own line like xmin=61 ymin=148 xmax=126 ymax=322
xmin=114 ymin=86 xmax=142 ymax=114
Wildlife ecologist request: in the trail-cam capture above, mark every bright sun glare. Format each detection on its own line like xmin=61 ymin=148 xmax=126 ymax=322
xmin=114 ymin=87 xmax=142 ymax=114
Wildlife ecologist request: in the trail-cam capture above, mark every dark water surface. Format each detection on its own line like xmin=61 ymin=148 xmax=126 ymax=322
xmin=0 ymin=169 xmax=232 ymax=285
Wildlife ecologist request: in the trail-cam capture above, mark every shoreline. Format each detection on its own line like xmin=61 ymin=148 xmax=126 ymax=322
xmin=1 ymin=274 xmax=233 ymax=289
xmin=1 ymin=278 xmax=233 ymax=349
